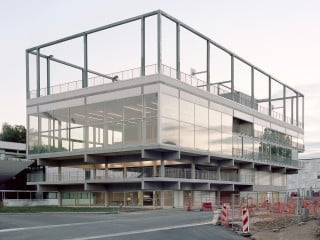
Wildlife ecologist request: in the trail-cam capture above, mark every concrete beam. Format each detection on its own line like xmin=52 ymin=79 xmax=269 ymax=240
xmin=235 ymin=161 xmax=254 ymax=169
xmin=286 ymin=169 xmax=298 ymax=174
xmin=234 ymin=185 xmax=253 ymax=191
xmin=141 ymin=149 xmax=180 ymax=160
xmin=256 ymin=165 xmax=271 ymax=171
xmin=210 ymin=184 xmax=234 ymax=191
xmin=143 ymin=181 xmax=179 ymax=190
xmin=85 ymin=154 xmax=106 ymax=163
xmin=272 ymin=167 xmax=286 ymax=173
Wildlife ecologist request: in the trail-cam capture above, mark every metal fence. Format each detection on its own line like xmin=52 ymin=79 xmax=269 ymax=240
xmin=226 ymin=191 xmax=320 ymax=231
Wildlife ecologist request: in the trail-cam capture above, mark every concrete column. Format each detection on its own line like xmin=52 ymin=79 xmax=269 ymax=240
xmin=153 ymin=165 xmax=157 ymax=177
xmin=217 ymin=191 xmax=221 ymax=206
xmin=105 ymin=162 xmax=108 ymax=179
xmin=58 ymin=164 xmax=62 ymax=181
xmin=104 ymin=191 xmax=109 ymax=207
xmin=217 ymin=167 xmax=221 ymax=180
xmin=58 ymin=192 xmax=62 ymax=207
xmin=160 ymin=191 xmax=165 ymax=208
xmin=160 ymin=160 xmax=165 ymax=177
xmin=93 ymin=166 xmax=97 ymax=180
xmin=191 ymin=163 xmax=196 ymax=179
xmin=123 ymin=166 xmax=127 ymax=179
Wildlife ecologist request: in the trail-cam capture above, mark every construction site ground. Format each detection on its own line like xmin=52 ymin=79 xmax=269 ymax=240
xmin=251 ymin=220 xmax=320 ymax=240
xmin=249 ymin=218 xmax=320 ymax=240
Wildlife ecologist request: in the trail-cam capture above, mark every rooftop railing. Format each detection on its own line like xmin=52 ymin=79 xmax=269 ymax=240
xmin=29 ymin=64 xmax=302 ymax=128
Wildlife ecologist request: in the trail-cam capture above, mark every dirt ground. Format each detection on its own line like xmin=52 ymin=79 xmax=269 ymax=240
xmin=250 ymin=219 xmax=320 ymax=240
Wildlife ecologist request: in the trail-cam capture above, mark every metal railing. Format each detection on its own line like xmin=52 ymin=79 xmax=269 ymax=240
xmin=29 ymin=63 xmax=303 ymax=128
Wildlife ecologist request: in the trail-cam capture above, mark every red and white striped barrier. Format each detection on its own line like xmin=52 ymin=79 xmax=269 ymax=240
xmin=221 ymin=204 xmax=228 ymax=226
xmin=241 ymin=207 xmax=250 ymax=233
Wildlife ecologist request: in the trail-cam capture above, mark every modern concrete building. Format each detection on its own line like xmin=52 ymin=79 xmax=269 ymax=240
xmin=0 ymin=141 xmax=33 ymax=189
xmin=26 ymin=10 xmax=304 ymax=207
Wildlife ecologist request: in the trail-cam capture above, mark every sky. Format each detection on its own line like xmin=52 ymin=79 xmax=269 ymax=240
xmin=0 ymin=0 xmax=320 ymax=154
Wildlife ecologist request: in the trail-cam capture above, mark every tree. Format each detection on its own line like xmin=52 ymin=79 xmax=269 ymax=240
xmin=0 ymin=123 xmax=26 ymax=143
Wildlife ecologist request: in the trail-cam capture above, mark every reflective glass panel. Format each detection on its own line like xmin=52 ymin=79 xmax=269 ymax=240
xmin=221 ymin=113 xmax=232 ymax=133
xmin=209 ymin=130 xmax=221 ymax=153
xmin=124 ymin=120 xmax=142 ymax=145
xmin=70 ymin=127 xmax=84 ymax=150
xmin=222 ymin=132 xmax=232 ymax=155
xmin=209 ymin=109 xmax=221 ymax=132
xmin=87 ymin=102 xmax=105 ymax=126
xmin=195 ymin=125 xmax=208 ymax=150
xmin=53 ymin=108 xmax=69 ymax=129
xmin=106 ymin=100 xmax=123 ymax=123
xmin=161 ymin=117 xmax=179 ymax=145
xmin=161 ymin=94 xmax=179 ymax=120
xmin=195 ymin=105 xmax=208 ymax=127
xmin=28 ymin=114 xmax=38 ymax=133
xmin=180 ymin=122 xmax=194 ymax=148
xmin=123 ymin=96 xmax=143 ymax=120
xmin=144 ymin=118 xmax=157 ymax=144
xmin=144 ymin=94 xmax=158 ymax=118
xmin=180 ymin=100 xmax=194 ymax=124
xmin=107 ymin=122 xmax=123 ymax=145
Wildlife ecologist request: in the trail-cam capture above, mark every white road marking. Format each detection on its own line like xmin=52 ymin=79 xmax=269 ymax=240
xmin=0 ymin=220 xmax=108 ymax=233
xmin=63 ymin=222 xmax=211 ymax=240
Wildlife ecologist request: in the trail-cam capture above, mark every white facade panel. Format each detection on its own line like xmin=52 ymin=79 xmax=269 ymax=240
xmin=87 ymin=87 xmax=141 ymax=104
xmin=39 ymin=98 xmax=85 ymax=112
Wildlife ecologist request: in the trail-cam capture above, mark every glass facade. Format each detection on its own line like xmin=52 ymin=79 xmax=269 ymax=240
xmin=159 ymin=89 xmax=302 ymax=166
xmin=29 ymin=93 xmax=158 ymax=154
xmin=28 ymin=83 xmax=302 ymax=168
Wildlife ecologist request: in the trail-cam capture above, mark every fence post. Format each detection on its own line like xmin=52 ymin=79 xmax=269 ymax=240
xmin=231 ymin=194 xmax=235 ymax=229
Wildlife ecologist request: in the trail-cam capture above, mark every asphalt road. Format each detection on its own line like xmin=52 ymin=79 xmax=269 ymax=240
xmin=0 ymin=209 xmax=245 ymax=240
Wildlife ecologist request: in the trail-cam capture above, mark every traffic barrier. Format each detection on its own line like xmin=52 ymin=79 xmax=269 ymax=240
xmin=242 ymin=207 xmax=250 ymax=233
xmin=221 ymin=204 xmax=228 ymax=227
xmin=212 ymin=209 xmax=221 ymax=225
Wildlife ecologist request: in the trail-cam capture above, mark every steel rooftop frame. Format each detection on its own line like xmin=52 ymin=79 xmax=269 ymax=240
xmin=25 ymin=9 xmax=304 ymax=128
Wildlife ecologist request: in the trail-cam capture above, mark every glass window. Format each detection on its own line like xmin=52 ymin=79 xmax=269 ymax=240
xmin=87 ymin=103 xmax=105 ymax=126
xmin=106 ymin=99 xmax=123 ymax=122
xmin=233 ymin=135 xmax=242 ymax=156
xmin=180 ymin=122 xmax=194 ymax=148
xmin=253 ymin=140 xmax=261 ymax=160
xmin=209 ymin=130 xmax=221 ymax=153
xmin=70 ymin=126 xmax=84 ymax=150
xmin=195 ymin=125 xmax=208 ymax=150
xmin=161 ymin=117 xmax=179 ymax=145
xmin=222 ymin=132 xmax=232 ymax=155
xmin=70 ymin=106 xmax=86 ymax=128
xmin=243 ymin=136 xmax=253 ymax=158
xmin=107 ymin=122 xmax=123 ymax=145
xmin=53 ymin=108 xmax=69 ymax=129
xmin=195 ymin=105 xmax=208 ymax=127
xmin=209 ymin=109 xmax=221 ymax=132
xmin=124 ymin=120 xmax=142 ymax=145
xmin=28 ymin=133 xmax=38 ymax=154
xmin=144 ymin=118 xmax=157 ymax=144
xmin=144 ymin=94 xmax=158 ymax=118
xmin=123 ymin=96 xmax=143 ymax=120
xmin=221 ymin=113 xmax=232 ymax=133
xmin=180 ymin=100 xmax=194 ymax=124
xmin=254 ymin=124 xmax=263 ymax=138
xmin=54 ymin=129 xmax=69 ymax=151
xmin=39 ymin=111 xmax=53 ymax=132
xmin=28 ymin=114 xmax=38 ymax=133
xmin=88 ymin=125 xmax=104 ymax=148
xmin=161 ymin=94 xmax=179 ymax=120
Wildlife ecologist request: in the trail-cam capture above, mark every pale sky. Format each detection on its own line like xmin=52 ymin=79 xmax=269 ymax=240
xmin=0 ymin=0 xmax=319 ymax=154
